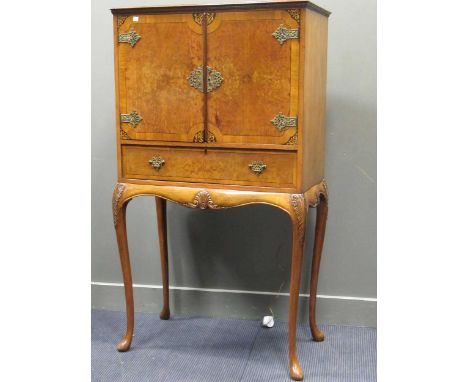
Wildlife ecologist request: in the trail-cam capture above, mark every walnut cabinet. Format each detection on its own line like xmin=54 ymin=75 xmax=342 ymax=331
xmin=111 ymin=1 xmax=330 ymax=380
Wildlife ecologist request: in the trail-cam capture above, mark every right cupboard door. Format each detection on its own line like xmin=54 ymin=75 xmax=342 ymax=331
xmin=207 ymin=9 xmax=300 ymax=145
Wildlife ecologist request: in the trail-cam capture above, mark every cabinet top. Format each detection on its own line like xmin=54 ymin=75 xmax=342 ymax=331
xmin=111 ymin=1 xmax=330 ymax=17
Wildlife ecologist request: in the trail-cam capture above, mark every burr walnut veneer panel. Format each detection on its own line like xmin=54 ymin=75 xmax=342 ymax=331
xmin=118 ymin=14 xmax=204 ymax=142
xmin=207 ymin=10 xmax=299 ymax=144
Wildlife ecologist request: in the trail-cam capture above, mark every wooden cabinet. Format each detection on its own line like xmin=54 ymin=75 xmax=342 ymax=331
xmin=111 ymin=2 xmax=330 ymax=380
xmin=115 ymin=2 xmax=329 ymax=192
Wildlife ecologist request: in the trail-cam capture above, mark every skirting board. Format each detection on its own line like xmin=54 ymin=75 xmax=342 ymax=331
xmin=92 ymin=283 xmax=377 ymax=327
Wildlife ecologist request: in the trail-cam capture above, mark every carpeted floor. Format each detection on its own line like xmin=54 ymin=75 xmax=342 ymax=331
xmin=92 ymin=310 xmax=376 ymax=382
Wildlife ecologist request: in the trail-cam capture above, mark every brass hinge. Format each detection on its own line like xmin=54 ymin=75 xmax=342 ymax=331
xmin=118 ymin=27 xmax=141 ymax=47
xmin=120 ymin=111 xmax=142 ymax=128
xmin=285 ymin=132 xmax=298 ymax=145
xmin=120 ymin=128 xmax=131 ymax=140
xmin=287 ymin=9 xmax=301 ymax=23
xmin=193 ymin=130 xmax=216 ymax=143
xmin=272 ymin=25 xmax=299 ymax=45
xmin=193 ymin=13 xmax=216 ymax=26
xmin=271 ymin=113 xmax=298 ymax=131
xmin=117 ymin=16 xmax=128 ymax=29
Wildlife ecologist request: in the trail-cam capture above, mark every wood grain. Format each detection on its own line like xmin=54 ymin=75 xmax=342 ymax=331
xmin=155 ymin=197 xmax=170 ymax=320
xmin=111 ymin=1 xmax=331 ymax=17
xmin=308 ymin=196 xmax=327 ymax=341
xmin=118 ymin=14 xmax=204 ymax=142
xmin=207 ymin=9 xmax=299 ymax=144
xmin=118 ymin=177 xmax=298 ymax=193
xmin=120 ymin=139 xmax=297 ymax=151
xmin=305 ymin=180 xmax=328 ymax=341
xmin=202 ymin=13 xmax=209 ymax=142
xmin=288 ymin=193 xmax=307 ymax=380
xmin=112 ymin=184 xmax=134 ymax=352
xmin=114 ymin=16 xmax=124 ymax=186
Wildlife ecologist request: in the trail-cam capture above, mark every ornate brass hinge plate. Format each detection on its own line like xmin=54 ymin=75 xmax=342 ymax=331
xmin=117 ymin=16 xmax=128 ymax=29
xmin=193 ymin=13 xmax=216 ymax=26
xmin=188 ymin=66 xmax=224 ymax=93
xmin=149 ymin=156 xmax=165 ymax=170
xmin=271 ymin=113 xmax=298 ymax=131
xmin=118 ymin=27 xmax=141 ymax=47
xmin=285 ymin=132 xmax=298 ymax=145
xmin=120 ymin=128 xmax=131 ymax=140
xmin=193 ymin=130 xmax=216 ymax=143
xmin=287 ymin=9 xmax=301 ymax=23
xmin=272 ymin=25 xmax=299 ymax=45
xmin=120 ymin=111 xmax=142 ymax=128
xmin=249 ymin=161 xmax=267 ymax=175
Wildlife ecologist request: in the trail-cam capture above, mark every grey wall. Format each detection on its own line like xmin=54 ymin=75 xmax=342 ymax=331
xmin=92 ymin=0 xmax=376 ymax=326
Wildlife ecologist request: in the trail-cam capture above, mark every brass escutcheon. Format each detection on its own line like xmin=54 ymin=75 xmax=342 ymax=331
xmin=188 ymin=66 xmax=224 ymax=93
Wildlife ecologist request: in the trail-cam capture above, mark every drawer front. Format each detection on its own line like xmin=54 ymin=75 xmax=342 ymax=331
xmin=121 ymin=146 xmax=296 ymax=188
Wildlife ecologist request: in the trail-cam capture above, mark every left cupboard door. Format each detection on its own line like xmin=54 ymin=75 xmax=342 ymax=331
xmin=116 ymin=14 xmax=204 ymax=142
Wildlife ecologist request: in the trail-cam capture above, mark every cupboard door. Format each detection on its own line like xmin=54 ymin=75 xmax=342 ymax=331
xmin=206 ymin=10 xmax=300 ymax=145
xmin=117 ymin=14 xmax=204 ymax=142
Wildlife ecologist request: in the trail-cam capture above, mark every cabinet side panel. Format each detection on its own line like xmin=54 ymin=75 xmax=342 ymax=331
xmin=301 ymin=10 xmax=328 ymax=191
xmin=113 ymin=15 xmax=123 ymax=181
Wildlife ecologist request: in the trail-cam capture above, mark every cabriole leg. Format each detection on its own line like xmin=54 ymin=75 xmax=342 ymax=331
xmin=287 ymin=194 xmax=307 ymax=381
xmin=309 ymin=197 xmax=328 ymax=341
xmin=113 ymin=184 xmax=134 ymax=352
xmin=155 ymin=197 xmax=170 ymax=320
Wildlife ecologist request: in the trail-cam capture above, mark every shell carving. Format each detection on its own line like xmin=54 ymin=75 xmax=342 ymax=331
xmin=184 ymin=190 xmax=221 ymax=209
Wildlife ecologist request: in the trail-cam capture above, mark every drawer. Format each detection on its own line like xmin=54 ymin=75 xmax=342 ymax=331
xmin=121 ymin=146 xmax=297 ymax=188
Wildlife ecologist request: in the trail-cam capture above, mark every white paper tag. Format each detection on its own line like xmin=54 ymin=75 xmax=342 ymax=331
xmin=133 ymin=16 xmax=139 ymax=22
xmin=262 ymin=316 xmax=274 ymax=328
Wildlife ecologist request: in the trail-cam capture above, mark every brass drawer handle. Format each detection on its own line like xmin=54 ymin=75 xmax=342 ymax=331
xmin=149 ymin=156 xmax=165 ymax=170
xmin=249 ymin=161 xmax=267 ymax=175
